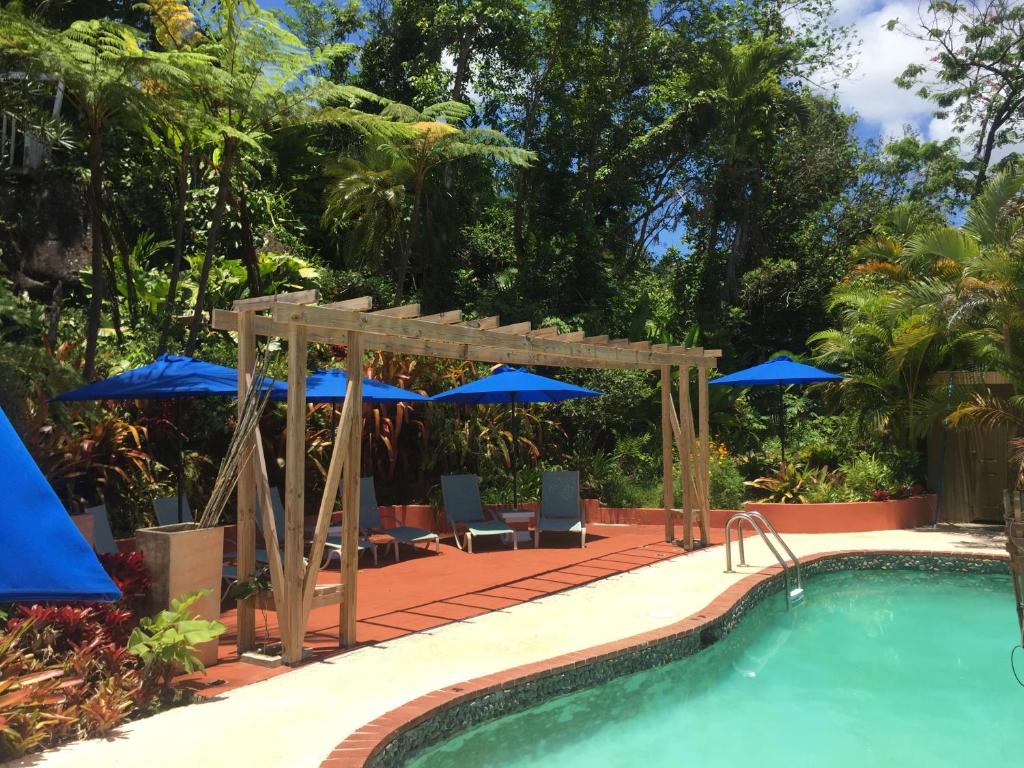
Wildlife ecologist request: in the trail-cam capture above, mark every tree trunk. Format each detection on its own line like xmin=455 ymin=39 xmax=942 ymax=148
xmin=157 ymin=142 xmax=190 ymax=355
xmin=104 ymin=243 xmax=124 ymax=346
xmin=393 ymin=176 xmax=424 ymax=305
xmin=450 ymin=26 xmax=478 ymax=104
xmin=185 ymin=138 xmax=237 ymax=356
xmin=237 ymin=187 xmax=261 ymax=296
xmin=46 ymin=280 xmax=63 ymax=351
xmin=111 ymin=223 xmax=138 ymax=329
xmin=83 ymin=130 xmax=104 ymax=379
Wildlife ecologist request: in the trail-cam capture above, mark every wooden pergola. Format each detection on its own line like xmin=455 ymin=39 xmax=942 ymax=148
xmin=213 ymin=289 xmax=720 ymax=665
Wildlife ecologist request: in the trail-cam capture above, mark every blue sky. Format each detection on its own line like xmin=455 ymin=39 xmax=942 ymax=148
xmin=826 ymin=1 xmax=953 ymax=144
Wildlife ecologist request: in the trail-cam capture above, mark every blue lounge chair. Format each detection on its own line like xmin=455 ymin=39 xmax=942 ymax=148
xmin=441 ymin=474 xmax=516 ymax=554
xmin=152 ymin=496 xmax=193 ymax=526
xmin=87 ymin=504 xmax=118 ymax=554
xmin=534 ymin=471 xmax=586 ymax=548
xmin=359 ymin=477 xmax=439 ymax=562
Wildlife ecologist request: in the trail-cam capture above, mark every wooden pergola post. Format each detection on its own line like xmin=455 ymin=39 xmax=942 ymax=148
xmin=282 ymin=322 xmax=308 ymax=663
xmin=219 ymin=290 xmax=720 ymax=663
xmin=235 ymin=309 xmax=257 ymax=651
xmin=678 ymin=365 xmax=694 ymax=550
xmin=660 ymin=366 xmax=674 ymax=543
xmin=697 ymin=366 xmax=711 ymax=543
xmin=340 ymin=331 xmax=364 ymax=646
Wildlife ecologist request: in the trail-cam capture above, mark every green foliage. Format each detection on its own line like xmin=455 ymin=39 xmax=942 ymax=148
xmin=839 ymin=452 xmax=902 ymax=502
xmin=746 ymin=462 xmax=833 ymax=504
xmin=890 ymin=1 xmax=1024 ymax=193
xmin=127 ymin=590 xmax=226 ymax=683
xmin=709 ymin=454 xmax=745 ymax=510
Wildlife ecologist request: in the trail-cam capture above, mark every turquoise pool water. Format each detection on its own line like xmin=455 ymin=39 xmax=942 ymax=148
xmin=408 ymin=570 xmax=1018 ymax=767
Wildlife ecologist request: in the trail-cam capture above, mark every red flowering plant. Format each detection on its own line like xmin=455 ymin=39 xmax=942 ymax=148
xmin=97 ymin=551 xmax=151 ymax=613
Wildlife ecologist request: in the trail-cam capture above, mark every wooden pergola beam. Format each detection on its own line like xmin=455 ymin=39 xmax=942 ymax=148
xmin=324 ymin=297 xmax=374 ymax=311
xmin=459 ymin=315 xmax=500 ymax=330
xmin=275 ymin=305 xmax=719 ymax=368
xmin=528 ymin=326 xmax=561 ymax=337
xmin=373 ymin=303 xmax=421 ymax=318
xmin=232 ymin=288 xmax=319 ymax=311
xmin=493 ymin=321 xmax=532 ymax=334
xmin=213 ymin=309 xmax=719 ymax=367
xmin=419 ymin=310 xmax=463 ymax=324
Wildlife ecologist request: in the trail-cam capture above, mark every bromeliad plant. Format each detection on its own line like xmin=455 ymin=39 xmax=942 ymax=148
xmin=746 ymin=462 xmax=835 ymax=504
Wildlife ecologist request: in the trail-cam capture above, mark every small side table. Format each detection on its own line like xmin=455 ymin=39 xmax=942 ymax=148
xmin=497 ymin=509 xmax=534 ymax=547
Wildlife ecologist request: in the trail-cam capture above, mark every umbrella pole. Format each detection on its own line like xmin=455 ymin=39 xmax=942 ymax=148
xmin=176 ymin=398 xmax=184 ymax=523
xmin=779 ymin=385 xmax=786 ymax=465
xmin=512 ymin=398 xmax=518 ymax=509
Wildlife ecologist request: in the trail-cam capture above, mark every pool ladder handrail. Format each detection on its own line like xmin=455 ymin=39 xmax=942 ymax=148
xmin=724 ymin=511 xmax=805 ymax=608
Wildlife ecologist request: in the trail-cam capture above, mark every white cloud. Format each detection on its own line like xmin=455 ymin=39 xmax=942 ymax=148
xmin=832 ymin=2 xmax=937 ymax=137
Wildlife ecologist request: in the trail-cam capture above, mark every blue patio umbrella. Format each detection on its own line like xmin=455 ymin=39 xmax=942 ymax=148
xmin=709 ymin=356 xmax=843 ymax=463
xmin=269 ymin=368 xmax=429 ymax=404
xmin=0 ymin=404 xmax=120 ymax=602
xmin=53 ymin=354 xmax=284 ymax=523
xmin=431 ymin=366 xmax=601 ymax=507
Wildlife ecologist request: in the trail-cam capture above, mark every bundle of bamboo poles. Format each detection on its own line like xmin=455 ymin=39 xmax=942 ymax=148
xmin=196 ymin=347 xmax=276 ymax=530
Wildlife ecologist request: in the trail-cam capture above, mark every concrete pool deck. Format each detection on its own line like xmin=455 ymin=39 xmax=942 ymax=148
xmin=18 ymin=526 xmax=1006 ymax=768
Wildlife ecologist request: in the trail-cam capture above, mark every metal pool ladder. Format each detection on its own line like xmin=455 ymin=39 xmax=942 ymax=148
xmin=724 ymin=511 xmax=805 ymax=608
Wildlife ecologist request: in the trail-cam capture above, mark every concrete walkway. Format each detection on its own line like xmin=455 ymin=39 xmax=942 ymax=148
xmin=17 ymin=527 xmax=1005 ymax=768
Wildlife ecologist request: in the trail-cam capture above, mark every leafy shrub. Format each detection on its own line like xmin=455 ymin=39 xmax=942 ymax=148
xmin=0 ymin=583 xmax=221 ymax=759
xmin=1 ymin=608 xmax=141 ymax=759
xmin=709 ymin=455 xmax=745 ymax=509
xmin=97 ymin=551 xmax=151 ymax=610
xmin=746 ymin=462 xmax=833 ymax=504
xmin=128 ymin=590 xmax=226 ymax=692
xmin=839 ymin=452 xmax=900 ymax=501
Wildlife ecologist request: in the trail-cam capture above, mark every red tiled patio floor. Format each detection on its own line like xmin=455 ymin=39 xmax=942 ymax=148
xmin=189 ymin=523 xmax=722 ymax=697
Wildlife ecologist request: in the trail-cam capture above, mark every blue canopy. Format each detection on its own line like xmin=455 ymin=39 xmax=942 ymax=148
xmin=0 ymin=405 xmax=120 ymax=603
xmin=709 ymin=356 xmax=843 ymax=387
xmin=709 ymin=356 xmax=842 ymax=464
xmin=270 ymin=369 xmax=429 ymax=404
xmin=431 ymin=366 xmax=599 ymax=508
xmin=52 ymin=353 xmax=285 ymax=401
xmin=430 ymin=365 xmax=601 ymax=404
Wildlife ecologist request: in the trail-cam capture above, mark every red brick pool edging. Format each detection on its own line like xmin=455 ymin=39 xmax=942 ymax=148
xmin=321 ymin=548 xmax=1009 ymax=768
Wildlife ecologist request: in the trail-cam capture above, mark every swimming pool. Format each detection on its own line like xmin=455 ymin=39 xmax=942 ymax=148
xmin=407 ymin=569 xmax=1017 ymax=767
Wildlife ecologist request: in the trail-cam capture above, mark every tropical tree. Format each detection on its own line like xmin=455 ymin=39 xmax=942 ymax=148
xmin=891 ymin=0 xmax=1024 ymax=196
xmin=0 ymin=11 xmax=196 ymax=376
xmin=148 ymin=0 xmax=409 ymax=355
xmin=322 ymin=100 xmax=535 ymax=304
xmin=813 ymin=166 xmax=1024 ymax=449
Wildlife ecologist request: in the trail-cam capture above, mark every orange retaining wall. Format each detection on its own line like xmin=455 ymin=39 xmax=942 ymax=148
xmin=584 ymin=495 xmax=936 ymax=534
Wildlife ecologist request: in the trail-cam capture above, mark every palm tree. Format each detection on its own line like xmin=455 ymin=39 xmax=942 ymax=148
xmin=323 ymin=100 xmax=536 ymax=303
xmin=322 ymin=153 xmax=409 ymax=278
xmin=812 ymin=166 xmax=1024 ymax=454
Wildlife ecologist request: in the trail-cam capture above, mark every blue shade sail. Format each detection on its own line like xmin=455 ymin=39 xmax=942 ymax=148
xmin=0 ymin=406 xmax=120 ymax=603
xmin=52 ymin=353 xmax=284 ymax=401
xmin=708 ymin=356 xmax=843 ymax=387
xmin=430 ymin=365 xmax=601 ymax=404
xmin=270 ymin=368 xmax=429 ymax=404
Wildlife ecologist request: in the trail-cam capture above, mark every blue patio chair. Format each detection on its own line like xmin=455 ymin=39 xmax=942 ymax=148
xmin=359 ymin=477 xmax=439 ymax=562
xmin=152 ymin=496 xmax=193 ymax=527
xmin=87 ymin=504 xmax=118 ymax=555
xmin=441 ymin=474 xmax=516 ymax=554
xmin=534 ymin=471 xmax=586 ymax=548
